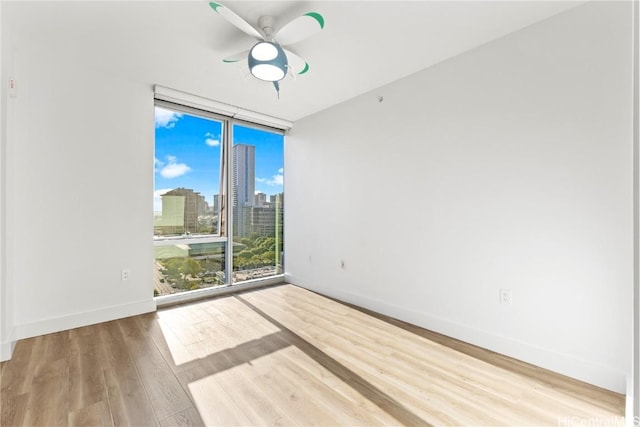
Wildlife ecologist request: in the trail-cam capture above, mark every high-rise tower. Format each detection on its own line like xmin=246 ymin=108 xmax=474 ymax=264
xmin=232 ymin=144 xmax=255 ymax=208
xmin=232 ymin=144 xmax=255 ymax=236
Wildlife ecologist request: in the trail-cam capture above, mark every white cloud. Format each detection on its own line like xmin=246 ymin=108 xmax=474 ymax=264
xmin=155 ymin=107 xmax=183 ymax=128
xmin=256 ymin=171 xmax=283 ymax=186
xmin=205 ymin=132 xmax=220 ymax=147
xmin=278 ymin=168 xmax=284 ymax=174
xmin=154 ymin=157 xmax=164 ymax=173
xmin=158 ymin=156 xmax=191 ymax=179
xmin=161 ymin=163 xmax=191 ymax=179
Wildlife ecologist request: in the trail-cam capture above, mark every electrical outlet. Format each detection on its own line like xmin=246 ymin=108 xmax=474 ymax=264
xmin=121 ymin=269 xmax=131 ymax=281
xmin=499 ymin=288 xmax=512 ymax=305
xmin=8 ymin=77 xmax=17 ymax=98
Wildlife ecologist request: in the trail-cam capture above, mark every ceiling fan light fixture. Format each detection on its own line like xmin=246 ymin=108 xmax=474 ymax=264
xmin=251 ymin=64 xmax=286 ymax=81
xmin=249 ymin=41 xmax=288 ymax=82
xmin=250 ymin=41 xmax=278 ymax=60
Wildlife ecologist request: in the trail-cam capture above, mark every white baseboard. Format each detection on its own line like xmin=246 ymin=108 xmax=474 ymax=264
xmin=626 ymin=376 xmax=635 ymax=426
xmin=1 ymin=330 xmax=16 ymax=361
xmin=14 ymin=299 xmax=157 ymax=343
xmin=285 ymin=274 xmax=627 ymax=394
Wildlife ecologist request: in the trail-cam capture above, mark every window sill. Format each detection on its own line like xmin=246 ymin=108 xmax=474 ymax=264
xmin=155 ymin=274 xmax=285 ymax=308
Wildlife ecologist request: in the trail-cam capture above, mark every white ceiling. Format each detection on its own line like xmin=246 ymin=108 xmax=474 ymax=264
xmin=4 ymin=1 xmax=582 ymax=122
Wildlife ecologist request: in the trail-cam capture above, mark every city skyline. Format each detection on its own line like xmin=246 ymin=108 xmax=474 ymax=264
xmin=154 ymin=106 xmax=284 ymax=213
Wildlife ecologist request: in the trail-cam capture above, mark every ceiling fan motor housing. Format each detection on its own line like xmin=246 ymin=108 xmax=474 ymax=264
xmin=258 ymin=15 xmax=276 ymax=39
xmin=248 ymin=41 xmax=288 ymax=82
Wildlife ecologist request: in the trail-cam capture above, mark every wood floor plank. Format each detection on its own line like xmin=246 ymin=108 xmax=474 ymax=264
xmin=118 ymin=312 xmax=194 ymax=421
xmin=157 ymin=307 xmax=207 ymax=347
xmin=0 ymin=338 xmax=35 ymax=396
xmin=99 ymin=322 xmax=158 ymax=426
xmin=248 ymin=368 xmax=341 ymax=426
xmin=158 ymin=406 xmax=205 ymax=427
xmin=68 ymin=328 xmax=108 ymax=412
xmin=150 ymin=318 xmax=199 ymax=372
xmin=68 ymin=400 xmax=113 ymax=427
xmin=40 ymin=331 xmax=70 ymax=365
xmin=23 ymin=357 xmax=70 ymax=427
xmin=274 ymin=340 xmax=400 ymax=426
xmin=123 ymin=334 xmax=193 ymax=420
xmin=271 ymin=345 xmax=400 ymax=426
xmin=0 ymin=283 xmax=626 ymax=426
xmin=202 ymin=330 xmax=299 ymax=426
xmin=102 ymin=364 xmax=157 ymax=427
xmin=176 ymin=362 xmax=254 ymax=427
xmin=199 ymin=356 xmax=297 ymax=426
xmin=296 ymin=316 xmax=526 ymax=424
xmin=1 ymin=392 xmax=29 ymax=426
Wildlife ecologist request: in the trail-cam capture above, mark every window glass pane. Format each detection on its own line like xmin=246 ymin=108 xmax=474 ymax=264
xmin=154 ymin=243 xmax=226 ymax=296
xmin=154 ymin=106 xmax=223 ymax=238
xmin=232 ymin=124 xmax=284 ymax=283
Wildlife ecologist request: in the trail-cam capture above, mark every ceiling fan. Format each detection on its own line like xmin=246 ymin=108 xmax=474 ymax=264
xmin=208 ymin=2 xmax=325 ymax=96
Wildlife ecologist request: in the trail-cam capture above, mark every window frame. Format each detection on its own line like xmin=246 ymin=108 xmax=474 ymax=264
xmin=153 ymin=97 xmax=286 ymax=303
xmin=154 ymin=100 xmax=227 ymax=241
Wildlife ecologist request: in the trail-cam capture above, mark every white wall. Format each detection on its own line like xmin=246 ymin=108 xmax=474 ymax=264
xmin=0 ymin=0 xmax=12 ymax=360
xmin=286 ymin=1 xmax=633 ymax=393
xmin=633 ymin=0 xmax=640 ymax=419
xmin=0 ymin=4 xmax=156 ymax=354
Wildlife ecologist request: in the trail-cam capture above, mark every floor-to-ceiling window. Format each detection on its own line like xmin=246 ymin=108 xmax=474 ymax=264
xmin=153 ymin=99 xmax=285 ymax=299
xmin=231 ymin=124 xmax=284 ymax=283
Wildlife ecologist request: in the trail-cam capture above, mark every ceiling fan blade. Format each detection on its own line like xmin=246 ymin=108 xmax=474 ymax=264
xmin=283 ymin=49 xmax=310 ymax=76
xmin=209 ymin=2 xmax=263 ymax=40
xmin=274 ymin=12 xmax=325 ymax=46
xmin=222 ymin=50 xmax=249 ymax=63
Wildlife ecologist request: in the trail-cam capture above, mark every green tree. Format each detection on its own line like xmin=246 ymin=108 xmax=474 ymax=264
xmin=249 ymin=255 xmax=262 ymax=268
xmin=180 ymin=258 xmax=203 ymax=279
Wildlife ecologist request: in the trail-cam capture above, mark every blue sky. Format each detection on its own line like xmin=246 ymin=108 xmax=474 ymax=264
xmin=154 ymin=106 xmax=284 ymax=212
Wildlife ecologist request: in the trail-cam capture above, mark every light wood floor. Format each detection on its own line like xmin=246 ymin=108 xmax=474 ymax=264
xmin=0 ymin=284 xmax=625 ymax=426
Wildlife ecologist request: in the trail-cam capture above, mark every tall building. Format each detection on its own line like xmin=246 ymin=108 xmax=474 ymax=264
xmin=212 ymin=194 xmax=219 ymax=214
xmin=233 ymin=144 xmax=255 ymax=237
xmin=254 ymin=192 xmax=267 ymax=207
xmin=270 ymin=192 xmax=284 ymax=206
xmin=245 ymin=205 xmax=283 ymax=238
xmin=159 ymin=188 xmax=206 ymax=235
xmin=232 ymin=144 xmax=255 ymax=208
